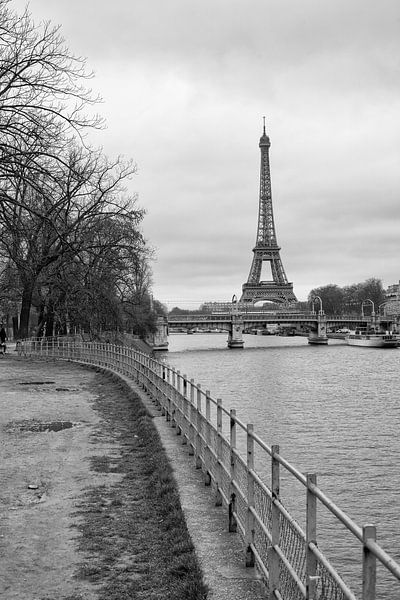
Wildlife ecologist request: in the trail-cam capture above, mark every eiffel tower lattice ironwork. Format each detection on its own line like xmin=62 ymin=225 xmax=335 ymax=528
xmin=240 ymin=120 xmax=297 ymax=305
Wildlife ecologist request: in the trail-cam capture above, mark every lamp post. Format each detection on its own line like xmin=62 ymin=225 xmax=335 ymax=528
xmin=361 ymin=299 xmax=375 ymax=318
xmin=228 ymin=294 xmax=244 ymax=348
xmin=362 ymin=299 xmax=376 ymax=331
xmin=311 ymin=295 xmax=324 ymax=316
xmin=378 ymin=302 xmax=388 ymax=317
xmin=308 ymin=295 xmax=328 ymax=344
xmin=231 ymin=294 xmax=238 ymax=316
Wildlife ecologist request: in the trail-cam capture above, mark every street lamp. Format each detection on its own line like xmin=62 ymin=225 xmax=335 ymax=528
xmin=231 ymin=294 xmax=238 ymax=316
xmin=311 ymin=295 xmax=324 ymax=316
xmin=361 ymin=299 xmax=375 ymax=318
xmin=378 ymin=301 xmax=389 ymax=317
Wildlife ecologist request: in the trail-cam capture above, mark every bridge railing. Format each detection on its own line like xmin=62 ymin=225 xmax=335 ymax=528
xmin=17 ymin=337 xmax=400 ymax=600
xmin=167 ymin=312 xmax=374 ymax=323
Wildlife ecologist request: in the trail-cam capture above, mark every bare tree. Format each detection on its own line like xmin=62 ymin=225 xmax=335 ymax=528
xmin=0 ymin=142 xmax=145 ymax=337
xmin=33 ymin=213 xmax=154 ymax=337
xmin=0 ymin=2 xmax=157 ymax=339
xmin=0 ymin=1 xmax=100 ymax=138
xmin=0 ymin=0 xmax=102 ymax=201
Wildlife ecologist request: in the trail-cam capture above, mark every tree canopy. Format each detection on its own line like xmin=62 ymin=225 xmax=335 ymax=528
xmin=308 ymin=278 xmax=386 ymax=315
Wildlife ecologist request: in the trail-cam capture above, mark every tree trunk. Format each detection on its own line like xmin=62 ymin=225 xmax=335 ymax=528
xmin=45 ymin=305 xmax=55 ymax=337
xmin=12 ymin=316 xmax=19 ymax=339
xmin=18 ymin=284 xmax=34 ymax=339
xmin=36 ymin=303 xmax=46 ymax=338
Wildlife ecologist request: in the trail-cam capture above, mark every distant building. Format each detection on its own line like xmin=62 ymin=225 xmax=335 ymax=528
xmin=385 ymin=281 xmax=400 ymax=315
xmin=201 ymin=302 xmax=232 ymax=313
xmin=200 ymin=300 xmax=294 ymax=313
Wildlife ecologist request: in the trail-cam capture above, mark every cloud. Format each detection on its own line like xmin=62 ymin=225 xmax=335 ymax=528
xmin=11 ymin=0 xmax=400 ymax=307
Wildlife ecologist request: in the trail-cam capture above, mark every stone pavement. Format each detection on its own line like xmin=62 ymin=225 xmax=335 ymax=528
xmin=0 ymin=354 xmax=266 ymax=599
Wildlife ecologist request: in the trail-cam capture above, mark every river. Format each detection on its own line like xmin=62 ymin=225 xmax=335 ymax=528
xmin=160 ymin=332 xmax=400 ymax=598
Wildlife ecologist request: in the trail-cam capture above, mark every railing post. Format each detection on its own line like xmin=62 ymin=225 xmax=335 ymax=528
xmin=229 ymin=408 xmax=237 ymax=532
xmin=166 ymin=368 xmax=172 ymax=421
xmin=204 ymin=390 xmax=211 ymax=486
xmin=268 ymin=444 xmax=280 ymax=599
xmin=145 ymin=352 xmax=150 ymax=389
xmin=363 ymin=525 xmax=376 ymax=600
xmin=121 ymin=345 xmax=126 ymax=374
xmin=172 ymin=369 xmax=178 ymax=425
xmin=160 ymin=365 xmax=167 ymax=415
xmin=215 ymin=398 xmax=223 ymax=506
xmin=195 ymin=384 xmax=202 ymax=469
xmin=306 ymin=473 xmax=318 ymax=600
xmin=176 ymin=371 xmax=182 ymax=435
xmin=246 ymin=423 xmax=255 ymax=567
xmin=188 ymin=379 xmax=195 ymax=455
xmin=181 ymin=374 xmax=188 ymax=444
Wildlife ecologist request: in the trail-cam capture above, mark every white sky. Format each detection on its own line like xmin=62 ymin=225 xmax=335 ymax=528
xmin=11 ymin=0 xmax=400 ymax=309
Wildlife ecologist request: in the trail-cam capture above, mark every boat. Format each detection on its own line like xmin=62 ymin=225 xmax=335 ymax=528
xmin=345 ymin=330 xmax=398 ymax=348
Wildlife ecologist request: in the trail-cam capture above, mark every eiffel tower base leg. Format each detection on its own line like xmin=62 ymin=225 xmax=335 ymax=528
xmin=227 ymin=318 xmax=244 ymax=349
xmin=308 ymin=315 xmax=328 ymax=345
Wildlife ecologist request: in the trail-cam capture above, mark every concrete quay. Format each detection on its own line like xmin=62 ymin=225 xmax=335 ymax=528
xmin=0 ymin=355 xmax=266 ymax=600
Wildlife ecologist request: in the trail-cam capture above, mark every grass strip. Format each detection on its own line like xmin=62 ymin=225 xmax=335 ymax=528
xmin=73 ymin=371 xmax=208 ymax=600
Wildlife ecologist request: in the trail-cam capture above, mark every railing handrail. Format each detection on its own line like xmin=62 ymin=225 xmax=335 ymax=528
xmin=167 ymin=313 xmax=387 ymax=325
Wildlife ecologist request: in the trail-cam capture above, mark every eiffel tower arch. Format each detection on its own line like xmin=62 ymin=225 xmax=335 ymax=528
xmin=240 ymin=120 xmax=297 ymax=306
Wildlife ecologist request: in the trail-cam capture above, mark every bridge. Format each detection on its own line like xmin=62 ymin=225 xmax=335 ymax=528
xmin=151 ymin=309 xmax=398 ymax=350
xmin=168 ymin=311 xmax=366 ymax=331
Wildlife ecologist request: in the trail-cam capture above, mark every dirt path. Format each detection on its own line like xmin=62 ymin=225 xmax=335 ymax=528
xmin=0 ymin=354 xmax=264 ymax=600
xmin=0 ymin=357 xmax=122 ymax=600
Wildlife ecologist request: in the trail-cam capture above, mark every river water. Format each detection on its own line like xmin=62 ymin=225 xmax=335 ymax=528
xmin=160 ymin=333 xmax=400 ymax=598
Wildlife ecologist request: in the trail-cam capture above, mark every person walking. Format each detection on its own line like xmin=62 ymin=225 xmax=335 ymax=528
xmin=0 ymin=326 xmax=7 ymax=354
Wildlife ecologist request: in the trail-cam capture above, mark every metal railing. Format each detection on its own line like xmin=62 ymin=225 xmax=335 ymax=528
xmin=167 ymin=313 xmax=374 ymax=324
xmin=17 ymin=337 xmax=400 ymax=600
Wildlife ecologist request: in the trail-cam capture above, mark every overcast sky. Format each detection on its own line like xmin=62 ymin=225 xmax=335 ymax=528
xmin=12 ymin=0 xmax=400 ymax=308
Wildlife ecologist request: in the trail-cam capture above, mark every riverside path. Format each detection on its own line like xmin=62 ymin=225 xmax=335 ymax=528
xmin=0 ymin=353 xmax=265 ymax=600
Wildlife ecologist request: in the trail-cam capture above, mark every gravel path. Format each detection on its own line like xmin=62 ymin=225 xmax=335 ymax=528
xmin=0 ymin=355 xmax=266 ymax=600
xmin=0 ymin=357 xmax=121 ymax=599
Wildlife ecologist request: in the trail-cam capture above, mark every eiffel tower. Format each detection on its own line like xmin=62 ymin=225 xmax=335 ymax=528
xmin=240 ymin=119 xmax=297 ymax=305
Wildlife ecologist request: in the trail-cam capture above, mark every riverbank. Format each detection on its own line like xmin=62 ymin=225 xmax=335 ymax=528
xmin=0 ymin=356 xmax=265 ymax=600
xmin=0 ymin=357 xmax=207 ymax=599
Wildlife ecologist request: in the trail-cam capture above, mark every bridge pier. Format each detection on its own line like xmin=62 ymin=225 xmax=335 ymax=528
xmin=148 ymin=316 xmax=169 ymax=351
xmin=227 ymin=296 xmax=244 ymax=348
xmin=227 ymin=315 xmax=244 ymax=348
xmin=308 ymin=313 xmax=328 ymax=345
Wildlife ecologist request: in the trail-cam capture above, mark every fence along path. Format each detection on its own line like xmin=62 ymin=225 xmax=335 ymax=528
xmin=18 ymin=338 xmax=400 ymax=600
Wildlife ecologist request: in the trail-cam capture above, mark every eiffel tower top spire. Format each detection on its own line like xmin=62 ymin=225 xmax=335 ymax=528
xmin=260 ymin=116 xmax=270 ymax=146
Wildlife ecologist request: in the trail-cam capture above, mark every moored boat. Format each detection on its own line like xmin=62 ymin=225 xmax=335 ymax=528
xmin=345 ymin=330 xmax=398 ymax=348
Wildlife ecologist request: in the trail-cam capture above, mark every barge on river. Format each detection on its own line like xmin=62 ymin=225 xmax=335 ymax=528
xmin=345 ymin=330 xmax=398 ymax=348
